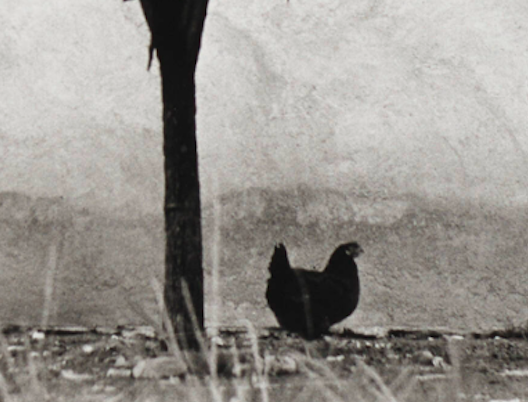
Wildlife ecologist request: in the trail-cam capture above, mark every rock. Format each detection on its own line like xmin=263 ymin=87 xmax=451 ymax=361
xmin=259 ymin=329 xmax=270 ymax=338
xmin=29 ymin=351 xmax=40 ymax=359
xmin=145 ymin=340 xmax=159 ymax=351
xmin=31 ymin=331 xmax=45 ymax=341
xmin=211 ymin=336 xmax=225 ymax=346
xmin=265 ymin=355 xmax=298 ymax=375
xmin=114 ymin=355 xmax=129 ymax=368
xmin=352 ymin=326 xmax=389 ymax=338
xmin=432 ymin=356 xmax=447 ymax=369
xmin=95 ymin=327 xmax=118 ymax=335
xmin=49 ymin=326 xmax=90 ymax=334
xmin=92 ymin=384 xmax=118 ymax=393
xmin=60 ymin=369 xmax=94 ymax=382
xmin=106 ymin=368 xmax=132 ymax=378
xmin=82 ymin=344 xmax=95 ymax=354
xmin=489 ymin=399 xmax=521 ymax=402
xmin=413 ymin=350 xmax=435 ymax=364
xmin=499 ymin=369 xmax=528 ymax=377
xmin=416 ymin=373 xmax=448 ymax=382
xmin=132 ymin=356 xmax=187 ymax=379
xmin=326 ymin=355 xmax=345 ymax=362
xmin=7 ymin=345 xmax=25 ymax=353
xmin=121 ymin=326 xmax=156 ymax=339
xmin=160 ymin=376 xmax=182 ymax=386
xmin=386 ymin=351 xmax=399 ymax=360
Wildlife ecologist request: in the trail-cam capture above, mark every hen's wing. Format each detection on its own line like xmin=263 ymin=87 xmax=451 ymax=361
xmin=300 ymin=270 xmax=358 ymax=326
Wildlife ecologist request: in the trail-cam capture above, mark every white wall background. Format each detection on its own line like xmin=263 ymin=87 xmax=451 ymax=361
xmin=2 ymin=0 xmax=528 ymax=213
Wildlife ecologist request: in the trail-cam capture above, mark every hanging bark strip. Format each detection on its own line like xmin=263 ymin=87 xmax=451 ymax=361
xmin=127 ymin=0 xmax=209 ymax=349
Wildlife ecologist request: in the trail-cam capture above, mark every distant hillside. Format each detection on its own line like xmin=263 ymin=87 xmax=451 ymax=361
xmin=202 ymin=186 xmax=528 ymax=332
xmin=0 ymin=192 xmax=164 ymax=326
xmin=1 ymin=189 xmax=527 ymax=332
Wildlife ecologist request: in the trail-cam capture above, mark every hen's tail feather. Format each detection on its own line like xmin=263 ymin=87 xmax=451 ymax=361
xmin=268 ymin=243 xmax=291 ymax=276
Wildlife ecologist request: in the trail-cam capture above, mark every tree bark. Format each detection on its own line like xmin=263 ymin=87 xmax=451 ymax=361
xmin=131 ymin=0 xmax=209 ymax=349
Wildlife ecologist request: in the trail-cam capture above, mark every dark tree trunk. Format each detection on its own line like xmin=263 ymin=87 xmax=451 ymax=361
xmin=160 ymin=48 xmax=203 ymax=350
xmin=130 ymin=0 xmax=209 ymax=349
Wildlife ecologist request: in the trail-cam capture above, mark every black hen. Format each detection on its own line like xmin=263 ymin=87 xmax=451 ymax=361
xmin=265 ymin=242 xmax=363 ymax=339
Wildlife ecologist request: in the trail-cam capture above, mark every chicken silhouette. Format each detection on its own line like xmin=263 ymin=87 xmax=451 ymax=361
xmin=266 ymin=242 xmax=363 ymax=339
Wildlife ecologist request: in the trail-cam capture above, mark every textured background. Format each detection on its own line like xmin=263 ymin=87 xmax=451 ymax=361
xmin=1 ymin=0 xmax=528 ymax=331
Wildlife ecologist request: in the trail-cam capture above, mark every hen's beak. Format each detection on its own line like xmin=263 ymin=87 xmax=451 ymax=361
xmin=352 ymin=244 xmax=364 ymax=257
xmin=346 ymin=244 xmax=364 ymax=257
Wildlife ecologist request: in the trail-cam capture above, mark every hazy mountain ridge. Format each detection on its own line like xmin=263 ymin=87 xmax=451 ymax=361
xmin=0 ymin=192 xmax=164 ymax=326
xmin=203 ymin=186 xmax=528 ymax=331
xmin=1 ymin=189 xmax=527 ymax=331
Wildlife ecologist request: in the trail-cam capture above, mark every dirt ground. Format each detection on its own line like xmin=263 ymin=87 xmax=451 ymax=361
xmin=2 ymin=325 xmax=528 ymax=402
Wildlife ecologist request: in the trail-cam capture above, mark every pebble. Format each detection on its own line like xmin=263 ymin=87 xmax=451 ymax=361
xmin=416 ymin=373 xmax=448 ymax=381
xmin=92 ymin=384 xmax=118 ymax=394
xmin=145 ymin=340 xmax=159 ymax=350
xmin=413 ymin=350 xmax=434 ymax=364
xmin=159 ymin=377 xmax=182 ymax=387
xmin=448 ymin=335 xmax=465 ymax=341
xmin=265 ymin=355 xmax=298 ymax=375
xmin=7 ymin=345 xmax=25 ymax=353
xmin=489 ymin=399 xmax=521 ymax=402
xmin=61 ymin=369 xmax=94 ymax=382
xmin=121 ymin=326 xmax=156 ymax=339
xmin=432 ymin=356 xmax=447 ymax=369
xmin=326 ymin=355 xmax=345 ymax=362
xmin=259 ymin=329 xmax=270 ymax=338
xmin=132 ymin=356 xmax=187 ymax=379
xmin=82 ymin=344 xmax=95 ymax=354
xmin=114 ymin=355 xmax=129 ymax=367
xmin=95 ymin=327 xmax=118 ymax=335
xmin=51 ymin=326 xmax=90 ymax=334
xmin=106 ymin=368 xmax=132 ymax=378
xmin=499 ymin=369 xmax=528 ymax=377
xmin=31 ymin=331 xmax=45 ymax=341
xmin=210 ymin=336 xmax=224 ymax=346
xmin=386 ymin=351 xmax=399 ymax=360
